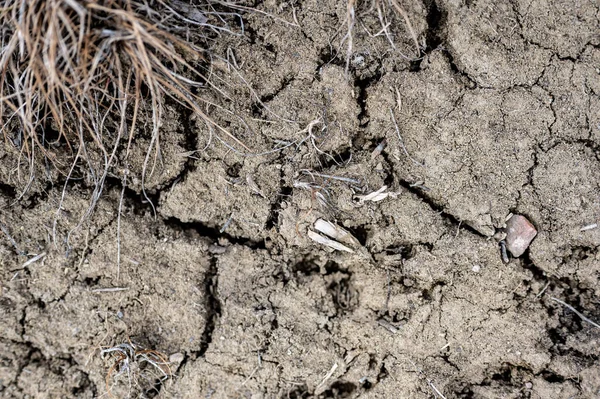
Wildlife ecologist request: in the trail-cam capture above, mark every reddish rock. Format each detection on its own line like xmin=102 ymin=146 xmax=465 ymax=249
xmin=505 ymin=215 xmax=538 ymax=257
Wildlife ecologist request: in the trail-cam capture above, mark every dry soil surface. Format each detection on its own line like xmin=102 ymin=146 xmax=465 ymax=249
xmin=1 ymin=0 xmax=600 ymax=398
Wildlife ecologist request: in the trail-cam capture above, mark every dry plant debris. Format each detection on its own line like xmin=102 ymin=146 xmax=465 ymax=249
xmin=354 ymin=185 xmax=399 ymax=203
xmin=0 ymin=0 xmax=244 ymax=201
xmin=343 ymin=0 xmax=421 ymax=72
xmin=308 ymin=218 xmax=360 ymax=253
xmin=101 ymin=341 xmax=173 ymax=398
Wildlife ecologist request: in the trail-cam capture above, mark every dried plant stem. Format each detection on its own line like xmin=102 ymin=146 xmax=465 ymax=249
xmin=117 ymin=173 xmax=127 ymax=281
xmin=551 ymin=297 xmax=600 ymax=330
xmin=344 ymin=0 xmax=421 ymax=72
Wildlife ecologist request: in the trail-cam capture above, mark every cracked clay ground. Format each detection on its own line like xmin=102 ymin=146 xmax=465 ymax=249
xmin=1 ymin=0 xmax=600 ymax=398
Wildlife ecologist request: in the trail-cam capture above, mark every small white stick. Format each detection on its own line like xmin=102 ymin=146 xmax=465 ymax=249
xmin=551 ymin=297 xmax=600 ymax=330
xmin=535 ymin=282 xmax=550 ymax=298
xmin=220 ymin=214 xmax=233 ymax=233
xmin=92 ymin=287 xmax=130 ymax=293
xmin=377 ymin=319 xmax=399 ymax=334
xmin=428 ymin=380 xmax=447 ymax=399
xmin=389 ymin=108 xmax=424 ymax=167
xmin=308 ymin=231 xmax=355 ymax=253
xmin=580 ymin=223 xmax=598 ymax=232
xmin=317 ymin=363 xmax=338 ymax=389
xmin=408 ymin=358 xmax=447 ymax=399
xmin=300 ymin=170 xmax=361 ymax=184
xmin=21 ymin=252 xmax=46 ymax=268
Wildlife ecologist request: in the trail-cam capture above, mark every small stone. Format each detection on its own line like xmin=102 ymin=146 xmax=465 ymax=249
xmin=209 ymin=244 xmax=227 ymax=254
xmin=525 ymin=382 xmax=533 ymax=389
xmin=493 ymin=231 xmax=507 ymax=241
xmin=169 ymin=353 xmax=185 ymax=364
xmin=472 ymin=265 xmax=481 ymax=273
xmin=505 ymin=215 xmax=537 ymax=257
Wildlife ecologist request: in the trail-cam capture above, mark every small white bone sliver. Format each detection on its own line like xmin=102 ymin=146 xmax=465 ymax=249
xmin=354 ymin=186 xmax=391 ymax=203
xmin=314 ymin=219 xmax=360 ymax=247
xmin=308 ymin=230 xmax=355 ymax=253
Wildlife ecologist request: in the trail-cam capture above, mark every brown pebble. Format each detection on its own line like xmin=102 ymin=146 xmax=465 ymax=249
xmin=505 ymin=215 xmax=537 ymax=257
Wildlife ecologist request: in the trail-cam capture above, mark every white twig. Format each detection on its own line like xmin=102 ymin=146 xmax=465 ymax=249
xmin=535 ymin=282 xmax=550 ymax=298
xmin=408 ymin=358 xmax=447 ymax=399
xmin=317 ymin=363 xmax=338 ymax=389
xmin=240 ymin=353 xmax=262 ymax=387
xmin=220 ymin=214 xmax=233 ymax=233
xmin=300 ymin=170 xmax=361 ymax=184
xmin=0 ymin=222 xmax=21 ymax=253
xmin=580 ymin=223 xmax=598 ymax=231
xmin=428 ymin=380 xmax=447 ymax=399
xmin=551 ymin=297 xmax=600 ymax=330
xmin=21 ymin=252 xmax=46 ymax=268
xmin=389 ymin=108 xmax=424 ymax=167
xmin=92 ymin=287 xmax=130 ymax=293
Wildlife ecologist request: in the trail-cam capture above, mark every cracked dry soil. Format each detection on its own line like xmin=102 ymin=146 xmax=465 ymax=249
xmin=1 ymin=0 xmax=600 ymax=398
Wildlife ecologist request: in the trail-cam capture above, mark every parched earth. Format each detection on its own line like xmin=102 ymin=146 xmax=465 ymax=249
xmin=1 ymin=0 xmax=600 ymax=398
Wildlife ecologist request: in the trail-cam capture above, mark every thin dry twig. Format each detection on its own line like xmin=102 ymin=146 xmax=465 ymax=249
xmin=343 ymin=0 xmax=357 ymax=74
xmin=317 ymin=362 xmax=338 ymax=389
xmin=20 ymin=252 xmax=46 ymax=268
xmin=408 ymin=359 xmax=447 ymax=399
xmin=580 ymin=223 xmax=598 ymax=232
xmin=387 ymin=0 xmax=420 ymax=56
xmin=389 ymin=108 xmax=424 ymax=167
xmin=535 ymin=281 xmax=550 ymax=298
xmin=551 ymin=297 xmax=600 ymax=330
xmin=300 ymin=170 xmax=361 ymax=185
xmin=92 ymin=287 xmax=130 ymax=293
xmin=0 ymin=222 xmax=21 ymax=254
xmin=117 ymin=172 xmax=127 ymax=281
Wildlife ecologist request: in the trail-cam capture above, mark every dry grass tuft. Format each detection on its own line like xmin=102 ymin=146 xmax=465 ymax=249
xmin=101 ymin=341 xmax=173 ymax=398
xmin=0 ymin=0 xmax=245 ymax=202
xmin=343 ymin=0 xmax=421 ymax=72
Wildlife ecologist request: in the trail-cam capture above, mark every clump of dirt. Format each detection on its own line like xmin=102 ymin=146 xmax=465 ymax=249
xmin=2 ymin=0 xmax=600 ymax=398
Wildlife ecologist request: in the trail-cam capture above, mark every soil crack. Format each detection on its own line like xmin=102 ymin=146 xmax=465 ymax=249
xmin=397 ymin=180 xmax=487 ymax=238
xmin=198 ymin=255 xmax=222 ymax=358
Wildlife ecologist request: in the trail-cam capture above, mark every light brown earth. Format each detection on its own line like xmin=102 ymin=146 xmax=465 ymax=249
xmin=1 ymin=0 xmax=600 ymax=398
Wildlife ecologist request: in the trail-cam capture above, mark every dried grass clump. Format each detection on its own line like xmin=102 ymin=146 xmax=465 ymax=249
xmin=101 ymin=341 xmax=173 ymax=398
xmin=343 ymin=0 xmax=421 ymax=72
xmin=0 ymin=0 xmax=244 ymax=200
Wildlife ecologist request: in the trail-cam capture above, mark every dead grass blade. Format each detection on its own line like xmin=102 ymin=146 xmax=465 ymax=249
xmin=0 ymin=0 xmax=250 ymax=245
